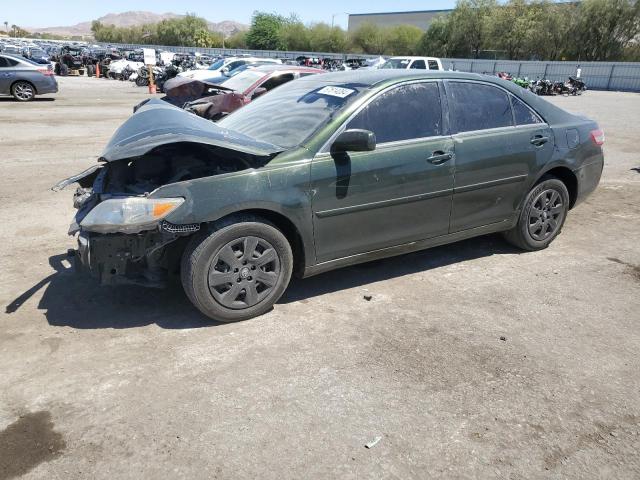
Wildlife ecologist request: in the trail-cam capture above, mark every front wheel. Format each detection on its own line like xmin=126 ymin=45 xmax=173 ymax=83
xmin=181 ymin=218 xmax=293 ymax=322
xmin=503 ymin=176 xmax=569 ymax=251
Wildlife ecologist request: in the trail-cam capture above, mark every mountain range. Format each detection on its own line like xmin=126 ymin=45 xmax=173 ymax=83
xmin=29 ymin=11 xmax=248 ymax=38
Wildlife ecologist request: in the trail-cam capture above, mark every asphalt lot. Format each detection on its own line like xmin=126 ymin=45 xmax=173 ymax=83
xmin=0 ymin=76 xmax=639 ymax=479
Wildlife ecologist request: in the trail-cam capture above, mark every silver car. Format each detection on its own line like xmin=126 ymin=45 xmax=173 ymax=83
xmin=0 ymin=54 xmax=58 ymax=101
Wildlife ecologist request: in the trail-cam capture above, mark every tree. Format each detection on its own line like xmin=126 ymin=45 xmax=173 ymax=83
xmin=386 ymin=25 xmax=423 ymax=55
xmin=570 ymin=0 xmax=640 ymax=61
xmin=418 ymin=16 xmax=452 ymax=57
xmin=245 ymin=12 xmax=287 ymax=50
xmin=448 ymin=0 xmax=497 ymax=58
xmin=351 ymin=22 xmax=389 ymax=54
xmin=226 ymin=31 xmax=248 ymax=49
xmin=308 ymin=23 xmax=348 ymax=52
xmin=278 ymin=18 xmax=311 ymax=51
xmin=526 ymin=1 xmax=574 ymax=61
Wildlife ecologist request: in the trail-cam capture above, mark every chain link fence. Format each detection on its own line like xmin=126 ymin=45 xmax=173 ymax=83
xmin=101 ymin=42 xmax=640 ymax=92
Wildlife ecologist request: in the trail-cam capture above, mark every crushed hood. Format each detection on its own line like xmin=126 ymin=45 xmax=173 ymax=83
xmin=100 ymin=98 xmax=283 ymax=161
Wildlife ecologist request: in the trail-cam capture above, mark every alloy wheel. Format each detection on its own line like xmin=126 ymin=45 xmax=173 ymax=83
xmin=13 ymin=82 xmax=34 ymax=101
xmin=528 ymin=188 xmax=565 ymax=241
xmin=207 ymin=236 xmax=280 ymax=309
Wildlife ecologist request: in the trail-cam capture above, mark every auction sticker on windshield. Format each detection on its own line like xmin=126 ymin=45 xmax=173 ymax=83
xmin=316 ymin=86 xmax=356 ymax=98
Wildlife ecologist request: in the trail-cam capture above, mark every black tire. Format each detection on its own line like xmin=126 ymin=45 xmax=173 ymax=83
xmin=11 ymin=81 xmax=35 ymax=101
xmin=503 ymin=176 xmax=570 ymax=251
xmin=86 ymin=65 xmax=94 ymax=76
xmin=135 ymin=76 xmax=148 ymax=87
xmin=181 ymin=217 xmax=293 ymax=322
xmin=59 ymin=64 xmax=69 ymax=76
xmin=54 ymin=63 xmax=60 ymax=75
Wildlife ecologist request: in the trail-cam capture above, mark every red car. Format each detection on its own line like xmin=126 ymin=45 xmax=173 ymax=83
xmin=167 ymin=65 xmax=325 ymax=120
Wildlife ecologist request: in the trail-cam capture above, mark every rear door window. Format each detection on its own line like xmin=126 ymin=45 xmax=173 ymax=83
xmin=6 ymin=58 xmax=19 ymax=67
xmin=347 ymin=82 xmax=442 ymax=143
xmin=0 ymin=57 xmax=8 ymax=68
xmin=448 ymin=82 xmax=513 ymax=133
xmin=428 ymin=60 xmax=440 ymax=70
xmin=511 ymin=96 xmax=543 ymax=125
xmin=410 ymin=60 xmax=426 ymax=69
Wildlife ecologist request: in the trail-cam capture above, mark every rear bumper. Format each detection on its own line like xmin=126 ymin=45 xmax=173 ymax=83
xmin=574 ymin=156 xmax=604 ymax=206
xmin=35 ymin=76 xmax=58 ymax=94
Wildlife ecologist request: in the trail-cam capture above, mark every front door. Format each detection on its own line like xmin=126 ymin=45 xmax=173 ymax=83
xmin=311 ymin=81 xmax=455 ymax=263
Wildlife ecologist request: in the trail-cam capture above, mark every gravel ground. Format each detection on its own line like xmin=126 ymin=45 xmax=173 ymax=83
xmin=0 ymin=77 xmax=638 ymax=479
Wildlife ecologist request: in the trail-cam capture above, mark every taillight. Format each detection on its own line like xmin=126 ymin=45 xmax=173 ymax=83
xmin=591 ymin=129 xmax=605 ymax=146
xmin=37 ymin=67 xmax=53 ymax=76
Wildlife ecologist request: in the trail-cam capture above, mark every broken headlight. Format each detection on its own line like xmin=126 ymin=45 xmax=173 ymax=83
xmin=80 ymin=197 xmax=184 ymax=234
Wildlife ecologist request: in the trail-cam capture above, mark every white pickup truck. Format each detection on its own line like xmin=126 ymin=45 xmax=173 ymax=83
xmin=380 ymin=56 xmax=443 ymax=71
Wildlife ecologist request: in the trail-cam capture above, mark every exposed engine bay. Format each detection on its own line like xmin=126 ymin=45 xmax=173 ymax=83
xmin=99 ymin=142 xmax=262 ymax=195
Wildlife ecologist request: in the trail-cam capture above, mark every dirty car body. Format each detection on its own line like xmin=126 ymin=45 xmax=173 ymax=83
xmin=57 ymin=70 xmax=604 ymax=322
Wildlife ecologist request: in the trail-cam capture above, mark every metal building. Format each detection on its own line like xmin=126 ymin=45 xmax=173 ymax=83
xmin=347 ymin=9 xmax=453 ymax=32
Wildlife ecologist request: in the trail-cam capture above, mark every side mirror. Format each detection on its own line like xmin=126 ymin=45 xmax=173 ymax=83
xmin=252 ymin=87 xmax=267 ymax=99
xmin=331 ymin=129 xmax=376 ymax=154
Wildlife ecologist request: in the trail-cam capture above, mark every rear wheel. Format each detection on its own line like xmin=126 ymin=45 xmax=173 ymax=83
xmin=11 ymin=81 xmax=35 ymax=101
xmin=181 ymin=218 xmax=293 ymax=322
xmin=503 ymin=176 xmax=569 ymax=251
xmin=86 ymin=65 xmax=94 ymax=76
xmin=59 ymin=64 xmax=69 ymax=76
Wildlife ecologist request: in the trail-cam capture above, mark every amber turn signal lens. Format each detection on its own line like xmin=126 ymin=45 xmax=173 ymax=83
xmin=153 ymin=202 xmax=178 ymax=217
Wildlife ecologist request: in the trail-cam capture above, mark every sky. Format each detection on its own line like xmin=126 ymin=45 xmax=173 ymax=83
xmin=2 ymin=0 xmax=459 ymax=30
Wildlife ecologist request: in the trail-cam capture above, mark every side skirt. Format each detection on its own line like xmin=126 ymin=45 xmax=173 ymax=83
xmin=302 ymin=218 xmax=516 ymax=278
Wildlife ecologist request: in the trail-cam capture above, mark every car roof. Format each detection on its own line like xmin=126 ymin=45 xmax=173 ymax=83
xmin=298 ymin=69 xmax=485 ymax=86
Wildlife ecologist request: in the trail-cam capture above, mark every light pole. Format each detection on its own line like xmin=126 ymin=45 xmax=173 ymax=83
xmin=331 ymin=12 xmax=349 ymax=29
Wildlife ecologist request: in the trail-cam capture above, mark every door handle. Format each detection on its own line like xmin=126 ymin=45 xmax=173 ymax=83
xmin=530 ymin=135 xmax=549 ymax=146
xmin=427 ymin=151 xmax=453 ymax=165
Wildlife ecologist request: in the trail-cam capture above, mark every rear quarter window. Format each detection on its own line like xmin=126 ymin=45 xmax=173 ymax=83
xmin=448 ymin=82 xmax=513 ymax=133
xmin=511 ymin=96 xmax=543 ymax=125
xmin=428 ymin=60 xmax=440 ymax=70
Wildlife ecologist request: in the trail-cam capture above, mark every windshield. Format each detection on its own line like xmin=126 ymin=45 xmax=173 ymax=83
xmin=207 ymin=59 xmax=225 ymax=71
xmin=380 ymin=58 xmax=410 ymax=69
xmin=218 ymin=78 xmax=368 ymax=149
xmin=221 ymin=70 xmax=265 ymax=93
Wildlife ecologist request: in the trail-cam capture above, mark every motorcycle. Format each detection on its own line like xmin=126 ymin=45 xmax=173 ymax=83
xmin=567 ymin=76 xmax=587 ymax=95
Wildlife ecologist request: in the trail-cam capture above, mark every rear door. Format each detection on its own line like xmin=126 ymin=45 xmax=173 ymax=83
xmin=311 ymin=81 xmax=454 ymax=262
xmin=446 ymin=81 xmax=553 ymax=232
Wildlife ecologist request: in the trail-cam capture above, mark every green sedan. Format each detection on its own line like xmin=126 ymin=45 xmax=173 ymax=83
xmin=56 ymin=70 xmax=605 ymax=322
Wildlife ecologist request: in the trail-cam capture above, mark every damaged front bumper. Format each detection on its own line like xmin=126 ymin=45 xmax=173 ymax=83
xmin=72 ymin=221 xmax=199 ymax=288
